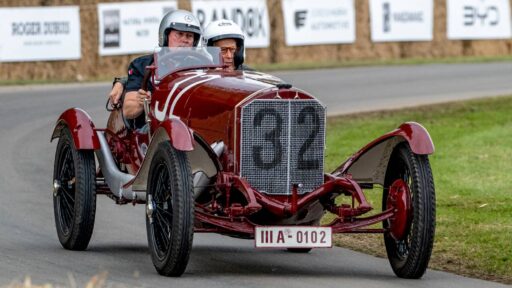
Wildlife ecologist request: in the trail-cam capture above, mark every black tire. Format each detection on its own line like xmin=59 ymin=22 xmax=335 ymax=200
xmin=383 ymin=142 xmax=435 ymax=279
xmin=146 ymin=141 xmax=194 ymax=277
xmin=53 ymin=127 xmax=96 ymax=250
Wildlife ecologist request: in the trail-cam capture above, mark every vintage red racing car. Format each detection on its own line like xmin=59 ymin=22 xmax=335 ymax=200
xmin=51 ymin=47 xmax=436 ymax=278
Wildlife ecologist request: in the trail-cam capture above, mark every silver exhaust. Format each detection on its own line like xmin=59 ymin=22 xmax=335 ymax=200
xmin=95 ymin=132 xmax=145 ymax=201
xmin=193 ymin=141 xmax=224 ymax=199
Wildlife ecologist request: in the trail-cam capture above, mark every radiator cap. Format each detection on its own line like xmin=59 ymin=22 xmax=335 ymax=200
xmin=276 ymin=83 xmax=292 ymax=89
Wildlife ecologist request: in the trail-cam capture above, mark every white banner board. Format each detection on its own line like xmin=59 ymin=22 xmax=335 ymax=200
xmin=281 ymin=0 xmax=355 ymax=46
xmin=0 ymin=6 xmax=80 ymax=62
xmin=447 ymin=0 xmax=512 ymax=39
xmin=370 ymin=0 xmax=433 ymax=42
xmin=98 ymin=1 xmax=178 ymax=56
xmin=191 ymin=0 xmax=270 ymax=48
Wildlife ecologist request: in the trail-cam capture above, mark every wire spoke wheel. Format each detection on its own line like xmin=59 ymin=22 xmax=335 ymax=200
xmin=383 ymin=142 xmax=435 ymax=279
xmin=55 ymin=146 xmax=74 ymax=236
xmin=53 ymin=127 xmax=96 ymax=250
xmin=146 ymin=141 xmax=194 ymax=277
xmin=152 ymin=163 xmax=173 ymax=259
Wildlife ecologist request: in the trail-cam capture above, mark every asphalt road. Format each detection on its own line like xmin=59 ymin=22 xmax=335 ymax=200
xmin=0 ymin=62 xmax=511 ymax=287
xmin=274 ymin=62 xmax=512 ymax=115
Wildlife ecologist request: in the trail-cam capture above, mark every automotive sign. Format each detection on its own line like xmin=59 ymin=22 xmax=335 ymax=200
xmin=281 ymin=0 xmax=355 ymax=46
xmin=191 ymin=0 xmax=270 ymax=48
xmin=370 ymin=0 xmax=433 ymax=42
xmin=447 ymin=0 xmax=512 ymax=39
xmin=0 ymin=6 xmax=80 ymax=62
xmin=97 ymin=1 xmax=178 ymax=56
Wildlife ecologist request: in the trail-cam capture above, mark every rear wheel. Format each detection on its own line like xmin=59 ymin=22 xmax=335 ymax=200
xmin=146 ymin=141 xmax=194 ymax=277
xmin=53 ymin=127 xmax=96 ymax=250
xmin=383 ymin=143 xmax=435 ymax=279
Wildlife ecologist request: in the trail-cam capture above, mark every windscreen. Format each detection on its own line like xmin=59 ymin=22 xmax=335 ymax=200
xmin=154 ymin=47 xmax=223 ymax=80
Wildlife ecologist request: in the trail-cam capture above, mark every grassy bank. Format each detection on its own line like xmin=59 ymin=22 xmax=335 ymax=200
xmin=253 ymin=54 xmax=512 ymax=71
xmin=324 ymin=96 xmax=512 ymax=284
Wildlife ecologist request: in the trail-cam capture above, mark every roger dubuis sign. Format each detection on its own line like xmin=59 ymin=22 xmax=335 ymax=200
xmin=370 ymin=0 xmax=433 ymax=42
xmin=0 ymin=6 xmax=80 ymax=62
xmin=447 ymin=0 xmax=511 ymax=39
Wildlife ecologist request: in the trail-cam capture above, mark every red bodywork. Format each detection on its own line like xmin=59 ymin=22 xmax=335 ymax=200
xmin=51 ymin=108 xmax=100 ymax=149
xmin=52 ymin=65 xmax=434 ymax=238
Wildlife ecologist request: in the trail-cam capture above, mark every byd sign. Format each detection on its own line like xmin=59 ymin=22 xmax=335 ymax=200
xmin=447 ymin=0 xmax=511 ymax=39
xmin=463 ymin=5 xmax=499 ymax=26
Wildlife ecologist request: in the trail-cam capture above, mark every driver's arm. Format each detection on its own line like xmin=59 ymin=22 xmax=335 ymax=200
xmin=108 ymin=77 xmax=127 ymax=106
xmin=122 ymin=56 xmax=151 ymax=119
xmin=123 ymin=89 xmax=150 ymax=119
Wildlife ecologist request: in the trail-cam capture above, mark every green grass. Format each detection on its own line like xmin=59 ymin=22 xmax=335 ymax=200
xmin=323 ymin=96 xmax=512 ymax=283
xmin=253 ymin=54 xmax=512 ymax=71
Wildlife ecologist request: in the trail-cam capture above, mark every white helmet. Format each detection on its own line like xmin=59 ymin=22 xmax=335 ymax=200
xmin=158 ymin=10 xmax=201 ymax=47
xmin=203 ymin=19 xmax=245 ymax=68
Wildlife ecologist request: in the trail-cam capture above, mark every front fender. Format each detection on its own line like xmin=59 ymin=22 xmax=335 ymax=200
xmin=158 ymin=117 xmax=195 ymax=152
xmin=332 ymin=122 xmax=434 ymax=185
xmin=50 ymin=108 xmax=100 ymax=150
xmin=128 ymin=117 xmax=195 ymax=191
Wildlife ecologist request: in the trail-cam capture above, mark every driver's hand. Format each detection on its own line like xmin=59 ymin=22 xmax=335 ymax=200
xmin=137 ymin=89 xmax=151 ymax=106
xmin=109 ymin=82 xmax=124 ymax=106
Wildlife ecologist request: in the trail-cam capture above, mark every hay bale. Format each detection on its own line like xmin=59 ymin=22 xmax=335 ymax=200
xmin=1 ymin=0 xmax=512 ymax=81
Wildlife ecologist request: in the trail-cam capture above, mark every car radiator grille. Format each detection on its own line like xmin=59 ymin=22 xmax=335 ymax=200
xmin=240 ymin=99 xmax=325 ymax=195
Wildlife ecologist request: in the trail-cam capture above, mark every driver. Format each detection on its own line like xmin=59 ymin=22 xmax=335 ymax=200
xmin=115 ymin=10 xmax=201 ymax=126
xmin=202 ymin=19 xmax=252 ymax=71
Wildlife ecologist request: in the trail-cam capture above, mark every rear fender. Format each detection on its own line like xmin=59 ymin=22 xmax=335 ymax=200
xmin=129 ymin=117 xmax=196 ymax=191
xmin=50 ymin=108 xmax=100 ymax=150
xmin=332 ymin=122 xmax=434 ymax=185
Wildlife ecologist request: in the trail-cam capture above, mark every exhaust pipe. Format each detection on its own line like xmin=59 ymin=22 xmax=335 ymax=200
xmin=193 ymin=141 xmax=224 ymax=199
xmin=95 ymin=132 xmax=145 ymax=201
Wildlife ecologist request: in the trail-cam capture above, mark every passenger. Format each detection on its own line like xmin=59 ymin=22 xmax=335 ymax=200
xmin=108 ymin=10 xmax=201 ymax=120
xmin=202 ymin=19 xmax=252 ymax=71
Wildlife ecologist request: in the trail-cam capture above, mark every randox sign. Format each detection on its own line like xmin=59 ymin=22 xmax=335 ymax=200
xmin=191 ymin=0 xmax=270 ymax=48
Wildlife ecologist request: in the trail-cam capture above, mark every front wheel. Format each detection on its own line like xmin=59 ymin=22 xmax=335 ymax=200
xmin=53 ymin=127 xmax=96 ymax=250
xmin=383 ymin=143 xmax=435 ymax=279
xmin=146 ymin=141 xmax=194 ymax=277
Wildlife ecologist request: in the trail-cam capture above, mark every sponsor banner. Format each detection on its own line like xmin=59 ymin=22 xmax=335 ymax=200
xmin=191 ymin=0 xmax=270 ymax=48
xmin=0 ymin=6 xmax=80 ymax=62
xmin=281 ymin=0 xmax=355 ymax=46
xmin=370 ymin=0 xmax=433 ymax=42
xmin=447 ymin=0 xmax=512 ymax=39
xmin=98 ymin=1 xmax=178 ymax=56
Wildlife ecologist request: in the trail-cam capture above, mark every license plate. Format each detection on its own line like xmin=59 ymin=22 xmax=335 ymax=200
xmin=255 ymin=226 xmax=332 ymax=248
